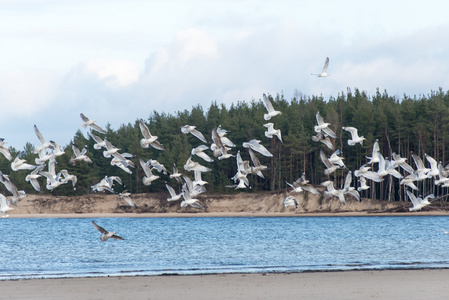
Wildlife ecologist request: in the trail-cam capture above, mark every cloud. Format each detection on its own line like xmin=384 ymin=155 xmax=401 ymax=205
xmin=0 ymin=69 xmax=58 ymax=115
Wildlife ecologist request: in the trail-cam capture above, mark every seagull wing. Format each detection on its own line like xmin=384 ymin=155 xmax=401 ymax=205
xmin=322 ymin=57 xmax=329 ymax=73
xmin=92 ymin=221 xmax=108 ymax=234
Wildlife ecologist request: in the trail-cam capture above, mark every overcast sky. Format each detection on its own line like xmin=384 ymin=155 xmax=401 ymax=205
xmin=1 ymin=0 xmax=449 ymax=149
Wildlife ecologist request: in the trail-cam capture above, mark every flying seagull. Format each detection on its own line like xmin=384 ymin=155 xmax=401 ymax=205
xmin=80 ymin=113 xmax=107 ymax=134
xmin=311 ymin=57 xmax=329 ymax=77
xmin=262 ymin=93 xmax=282 ymax=120
xmin=92 ymin=221 xmax=124 ymax=241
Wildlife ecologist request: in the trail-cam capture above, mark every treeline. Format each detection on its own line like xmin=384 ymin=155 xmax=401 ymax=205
xmin=1 ymin=87 xmax=449 ymax=202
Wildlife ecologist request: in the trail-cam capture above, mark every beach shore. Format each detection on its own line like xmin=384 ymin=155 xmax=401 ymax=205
xmin=3 ymin=269 xmax=449 ymax=300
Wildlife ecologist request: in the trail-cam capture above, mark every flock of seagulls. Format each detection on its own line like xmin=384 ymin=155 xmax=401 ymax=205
xmin=0 ymin=57 xmax=442 ymax=220
xmin=0 ymin=93 xmax=287 ymax=218
xmin=284 ymin=109 xmax=447 ymax=211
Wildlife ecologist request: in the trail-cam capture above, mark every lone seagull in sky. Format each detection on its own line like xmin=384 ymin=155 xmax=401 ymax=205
xmin=92 ymin=221 xmax=124 ymax=241
xmin=311 ymin=57 xmax=329 ymax=77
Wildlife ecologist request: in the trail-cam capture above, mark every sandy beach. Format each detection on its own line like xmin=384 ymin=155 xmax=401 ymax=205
xmin=2 ymin=269 xmax=448 ymax=300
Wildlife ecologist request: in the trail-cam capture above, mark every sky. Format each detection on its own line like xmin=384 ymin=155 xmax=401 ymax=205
xmin=1 ymin=0 xmax=449 ymax=150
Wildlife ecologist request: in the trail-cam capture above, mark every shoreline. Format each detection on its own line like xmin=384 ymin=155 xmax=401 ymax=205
xmin=7 ymin=210 xmax=449 ymax=218
xmin=3 ymin=269 xmax=449 ymax=299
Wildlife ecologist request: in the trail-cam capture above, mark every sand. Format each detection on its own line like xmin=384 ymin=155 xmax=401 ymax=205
xmin=2 ymin=269 xmax=449 ymax=300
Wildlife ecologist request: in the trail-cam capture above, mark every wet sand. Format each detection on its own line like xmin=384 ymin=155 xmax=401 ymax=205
xmin=2 ymin=269 xmax=449 ymax=300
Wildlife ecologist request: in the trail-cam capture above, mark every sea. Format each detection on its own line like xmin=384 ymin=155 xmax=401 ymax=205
xmin=1 ymin=216 xmax=449 ymax=280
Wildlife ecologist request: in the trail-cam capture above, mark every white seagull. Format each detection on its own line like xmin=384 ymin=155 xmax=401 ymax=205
xmin=181 ymin=125 xmax=207 ymax=143
xmin=25 ymin=164 xmax=45 ymax=192
xmin=80 ymin=113 xmax=107 ymax=134
xmin=118 ymin=190 xmax=136 ymax=208
xmin=262 ymin=93 xmax=282 ymax=120
xmin=0 ymin=138 xmax=13 ymax=161
xmin=139 ymin=119 xmax=165 ymax=150
xmin=0 ymin=193 xmax=13 ymax=217
xmin=166 ymin=184 xmax=183 ymax=202
xmin=263 ymin=123 xmax=282 ymax=142
xmin=311 ymin=57 xmax=329 ymax=77
xmin=140 ymin=159 xmax=160 ymax=186
xmin=33 ymin=125 xmax=55 ymax=154
xmin=242 ymin=139 xmax=272 ymax=157
xmin=342 ymin=126 xmax=366 ymax=146
xmin=282 ymin=196 xmax=298 ymax=208
xmin=314 ymin=112 xmax=336 ymax=138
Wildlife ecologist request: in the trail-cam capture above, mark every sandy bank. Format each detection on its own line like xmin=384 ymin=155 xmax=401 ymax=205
xmin=8 ymin=190 xmax=449 ymax=217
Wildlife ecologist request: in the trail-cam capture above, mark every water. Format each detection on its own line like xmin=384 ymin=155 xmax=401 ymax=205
xmin=1 ymin=216 xmax=449 ymax=280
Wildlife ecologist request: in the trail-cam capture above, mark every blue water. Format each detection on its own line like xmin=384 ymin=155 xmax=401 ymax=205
xmin=1 ymin=216 xmax=449 ymax=280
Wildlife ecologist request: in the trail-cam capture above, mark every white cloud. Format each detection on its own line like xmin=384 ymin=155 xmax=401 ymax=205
xmin=0 ymin=69 xmax=58 ymax=115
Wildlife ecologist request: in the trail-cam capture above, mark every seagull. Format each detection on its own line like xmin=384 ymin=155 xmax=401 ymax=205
xmin=70 ymin=144 xmax=93 ymax=165
xmin=0 ymin=172 xmax=27 ymax=205
xmin=390 ymin=153 xmax=414 ymax=174
xmin=0 ymin=138 xmax=13 ymax=161
xmin=314 ymin=112 xmax=336 ymax=138
xmin=357 ymin=176 xmax=370 ymax=192
xmin=342 ymin=126 xmax=366 ymax=146
xmin=191 ymin=145 xmax=214 ymax=162
xmin=435 ymin=162 xmax=449 ymax=186
xmin=311 ymin=131 xmax=334 ymax=150
xmin=242 ymin=139 xmax=272 ymax=157
xmin=320 ymin=150 xmax=340 ymax=176
xmin=217 ymin=125 xmax=235 ymax=147
xmin=184 ymin=156 xmax=212 ymax=172
xmin=166 ymin=184 xmax=183 ymax=202
xmin=139 ymin=119 xmax=165 ymax=150
xmin=25 ymin=164 xmax=45 ymax=192
xmin=118 ymin=190 xmax=136 ymax=208
xmin=441 ymin=228 xmax=449 ymax=234
xmin=321 ymin=180 xmax=346 ymax=204
xmin=80 ymin=113 xmax=107 ymax=134
xmin=263 ymin=122 xmax=282 ymax=142
xmin=425 ymin=153 xmax=439 ymax=177
xmin=181 ymin=125 xmax=207 ymax=143
xmin=342 ymin=171 xmax=361 ymax=202
xmin=366 ymin=139 xmax=380 ymax=164
xmin=170 ymin=164 xmax=183 ymax=182
xmin=89 ymin=132 xmax=106 ymax=150
xmin=248 ymin=148 xmax=267 ymax=178
xmin=140 ymin=158 xmax=160 ymax=186
xmin=311 ymin=57 xmax=329 ymax=77
xmin=11 ymin=154 xmax=36 ymax=171
xmin=282 ymin=196 xmax=298 ymax=208
xmin=182 ymin=175 xmax=206 ymax=197
xmin=33 ymin=125 xmax=55 ymax=154
xmin=286 ymin=181 xmax=303 ymax=193
xmin=294 ymin=173 xmax=320 ymax=194
xmin=406 ymin=190 xmax=428 ymax=211
xmin=262 ymin=93 xmax=282 ymax=120
xmin=111 ymin=157 xmax=134 ymax=174
xmin=0 ymin=193 xmax=13 ymax=217
xmin=193 ymin=170 xmax=208 ymax=187
xmin=50 ymin=141 xmax=65 ymax=157
xmin=180 ymin=189 xmax=203 ymax=209
xmin=92 ymin=221 xmax=124 ymax=241
xmin=328 ymin=149 xmax=346 ymax=169
xmin=410 ymin=152 xmax=431 ymax=180
xmin=147 ymin=159 xmax=169 ymax=175
xmin=91 ymin=176 xmax=122 ymax=193
xmin=60 ymin=170 xmax=77 ymax=190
